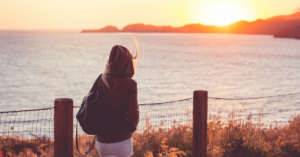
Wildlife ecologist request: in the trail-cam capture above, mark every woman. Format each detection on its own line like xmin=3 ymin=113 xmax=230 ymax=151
xmin=91 ymin=45 xmax=139 ymax=157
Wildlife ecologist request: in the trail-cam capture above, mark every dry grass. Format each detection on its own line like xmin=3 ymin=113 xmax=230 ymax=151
xmin=0 ymin=135 xmax=53 ymax=157
xmin=2 ymin=112 xmax=300 ymax=157
xmin=206 ymin=112 xmax=300 ymax=157
xmin=133 ymin=112 xmax=300 ymax=157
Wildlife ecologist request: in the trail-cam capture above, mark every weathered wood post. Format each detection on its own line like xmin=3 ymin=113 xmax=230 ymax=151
xmin=54 ymin=98 xmax=73 ymax=157
xmin=193 ymin=90 xmax=208 ymax=157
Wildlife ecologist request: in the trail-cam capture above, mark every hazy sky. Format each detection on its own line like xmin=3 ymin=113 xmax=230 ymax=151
xmin=0 ymin=0 xmax=300 ymax=30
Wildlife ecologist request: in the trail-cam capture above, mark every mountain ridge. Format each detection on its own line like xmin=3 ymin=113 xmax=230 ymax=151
xmin=81 ymin=12 xmax=300 ymax=39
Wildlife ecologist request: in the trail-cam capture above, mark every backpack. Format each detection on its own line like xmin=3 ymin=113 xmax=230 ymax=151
xmin=75 ymin=74 xmax=127 ymax=154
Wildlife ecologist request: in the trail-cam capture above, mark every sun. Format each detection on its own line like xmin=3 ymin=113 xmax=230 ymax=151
xmin=200 ymin=2 xmax=247 ymax=26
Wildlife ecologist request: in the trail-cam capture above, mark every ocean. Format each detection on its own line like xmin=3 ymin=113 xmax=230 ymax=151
xmin=1 ymin=32 xmax=300 ymax=111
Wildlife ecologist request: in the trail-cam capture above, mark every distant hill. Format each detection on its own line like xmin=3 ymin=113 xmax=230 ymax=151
xmin=274 ymin=26 xmax=300 ymax=39
xmin=226 ymin=18 xmax=300 ymax=35
xmin=82 ymin=25 xmax=119 ymax=33
xmin=267 ymin=12 xmax=300 ymax=21
xmin=81 ymin=11 xmax=300 ymax=39
xmin=121 ymin=24 xmax=173 ymax=32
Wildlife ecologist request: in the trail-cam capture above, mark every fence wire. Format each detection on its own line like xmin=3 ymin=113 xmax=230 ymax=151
xmin=0 ymin=108 xmax=54 ymax=156
xmin=73 ymin=92 xmax=300 ymax=156
xmin=73 ymin=107 xmax=99 ymax=157
xmin=206 ymin=92 xmax=300 ymax=157
xmin=132 ymin=93 xmax=300 ymax=156
xmin=73 ymin=98 xmax=194 ymax=157
xmin=1 ymin=92 xmax=300 ymax=156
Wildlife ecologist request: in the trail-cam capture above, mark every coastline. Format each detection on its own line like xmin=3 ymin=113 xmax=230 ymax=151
xmin=81 ymin=12 xmax=300 ymax=40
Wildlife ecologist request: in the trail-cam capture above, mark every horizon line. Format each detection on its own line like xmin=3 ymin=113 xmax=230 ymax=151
xmin=0 ymin=19 xmax=260 ymax=31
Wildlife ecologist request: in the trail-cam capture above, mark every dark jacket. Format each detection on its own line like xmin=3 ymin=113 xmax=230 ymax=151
xmin=93 ymin=45 xmax=139 ymax=143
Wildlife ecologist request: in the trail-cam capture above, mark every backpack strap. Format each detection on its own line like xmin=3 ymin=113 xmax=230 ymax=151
xmin=76 ymin=74 xmax=101 ymax=154
xmin=76 ymin=121 xmax=96 ymax=154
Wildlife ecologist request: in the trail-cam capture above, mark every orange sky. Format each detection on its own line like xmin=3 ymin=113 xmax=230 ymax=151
xmin=0 ymin=0 xmax=300 ymax=30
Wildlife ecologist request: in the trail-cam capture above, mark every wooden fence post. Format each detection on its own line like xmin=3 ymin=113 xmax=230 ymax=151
xmin=54 ymin=98 xmax=73 ymax=157
xmin=193 ymin=90 xmax=208 ymax=157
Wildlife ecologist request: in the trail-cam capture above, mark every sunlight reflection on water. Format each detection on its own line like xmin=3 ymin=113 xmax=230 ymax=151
xmin=0 ymin=32 xmax=300 ymax=111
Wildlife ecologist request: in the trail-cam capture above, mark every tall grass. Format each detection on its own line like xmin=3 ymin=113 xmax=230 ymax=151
xmin=0 ymin=135 xmax=53 ymax=157
xmin=133 ymin=111 xmax=300 ymax=157
xmin=1 ymin=112 xmax=300 ymax=157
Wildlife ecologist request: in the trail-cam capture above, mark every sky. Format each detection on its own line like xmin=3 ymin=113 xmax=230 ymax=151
xmin=0 ymin=0 xmax=300 ymax=30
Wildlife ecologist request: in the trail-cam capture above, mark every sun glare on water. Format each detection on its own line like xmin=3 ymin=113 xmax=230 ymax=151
xmin=198 ymin=1 xmax=252 ymax=26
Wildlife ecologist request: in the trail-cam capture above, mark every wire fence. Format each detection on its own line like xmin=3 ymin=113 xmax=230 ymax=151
xmin=0 ymin=108 xmax=54 ymax=156
xmin=74 ymin=92 xmax=300 ymax=156
xmin=206 ymin=92 xmax=300 ymax=157
xmin=1 ymin=92 xmax=300 ymax=156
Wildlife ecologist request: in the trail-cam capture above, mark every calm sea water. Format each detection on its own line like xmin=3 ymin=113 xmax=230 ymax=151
xmin=0 ymin=32 xmax=300 ymax=111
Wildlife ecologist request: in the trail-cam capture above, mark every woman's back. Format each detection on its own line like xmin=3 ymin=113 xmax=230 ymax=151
xmin=94 ymin=75 xmax=138 ymax=143
xmin=93 ymin=45 xmax=139 ymax=157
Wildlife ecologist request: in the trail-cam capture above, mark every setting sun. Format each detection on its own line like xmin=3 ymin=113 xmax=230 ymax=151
xmin=195 ymin=0 xmax=256 ymax=26
xmin=203 ymin=3 xmax=244 ymax=26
